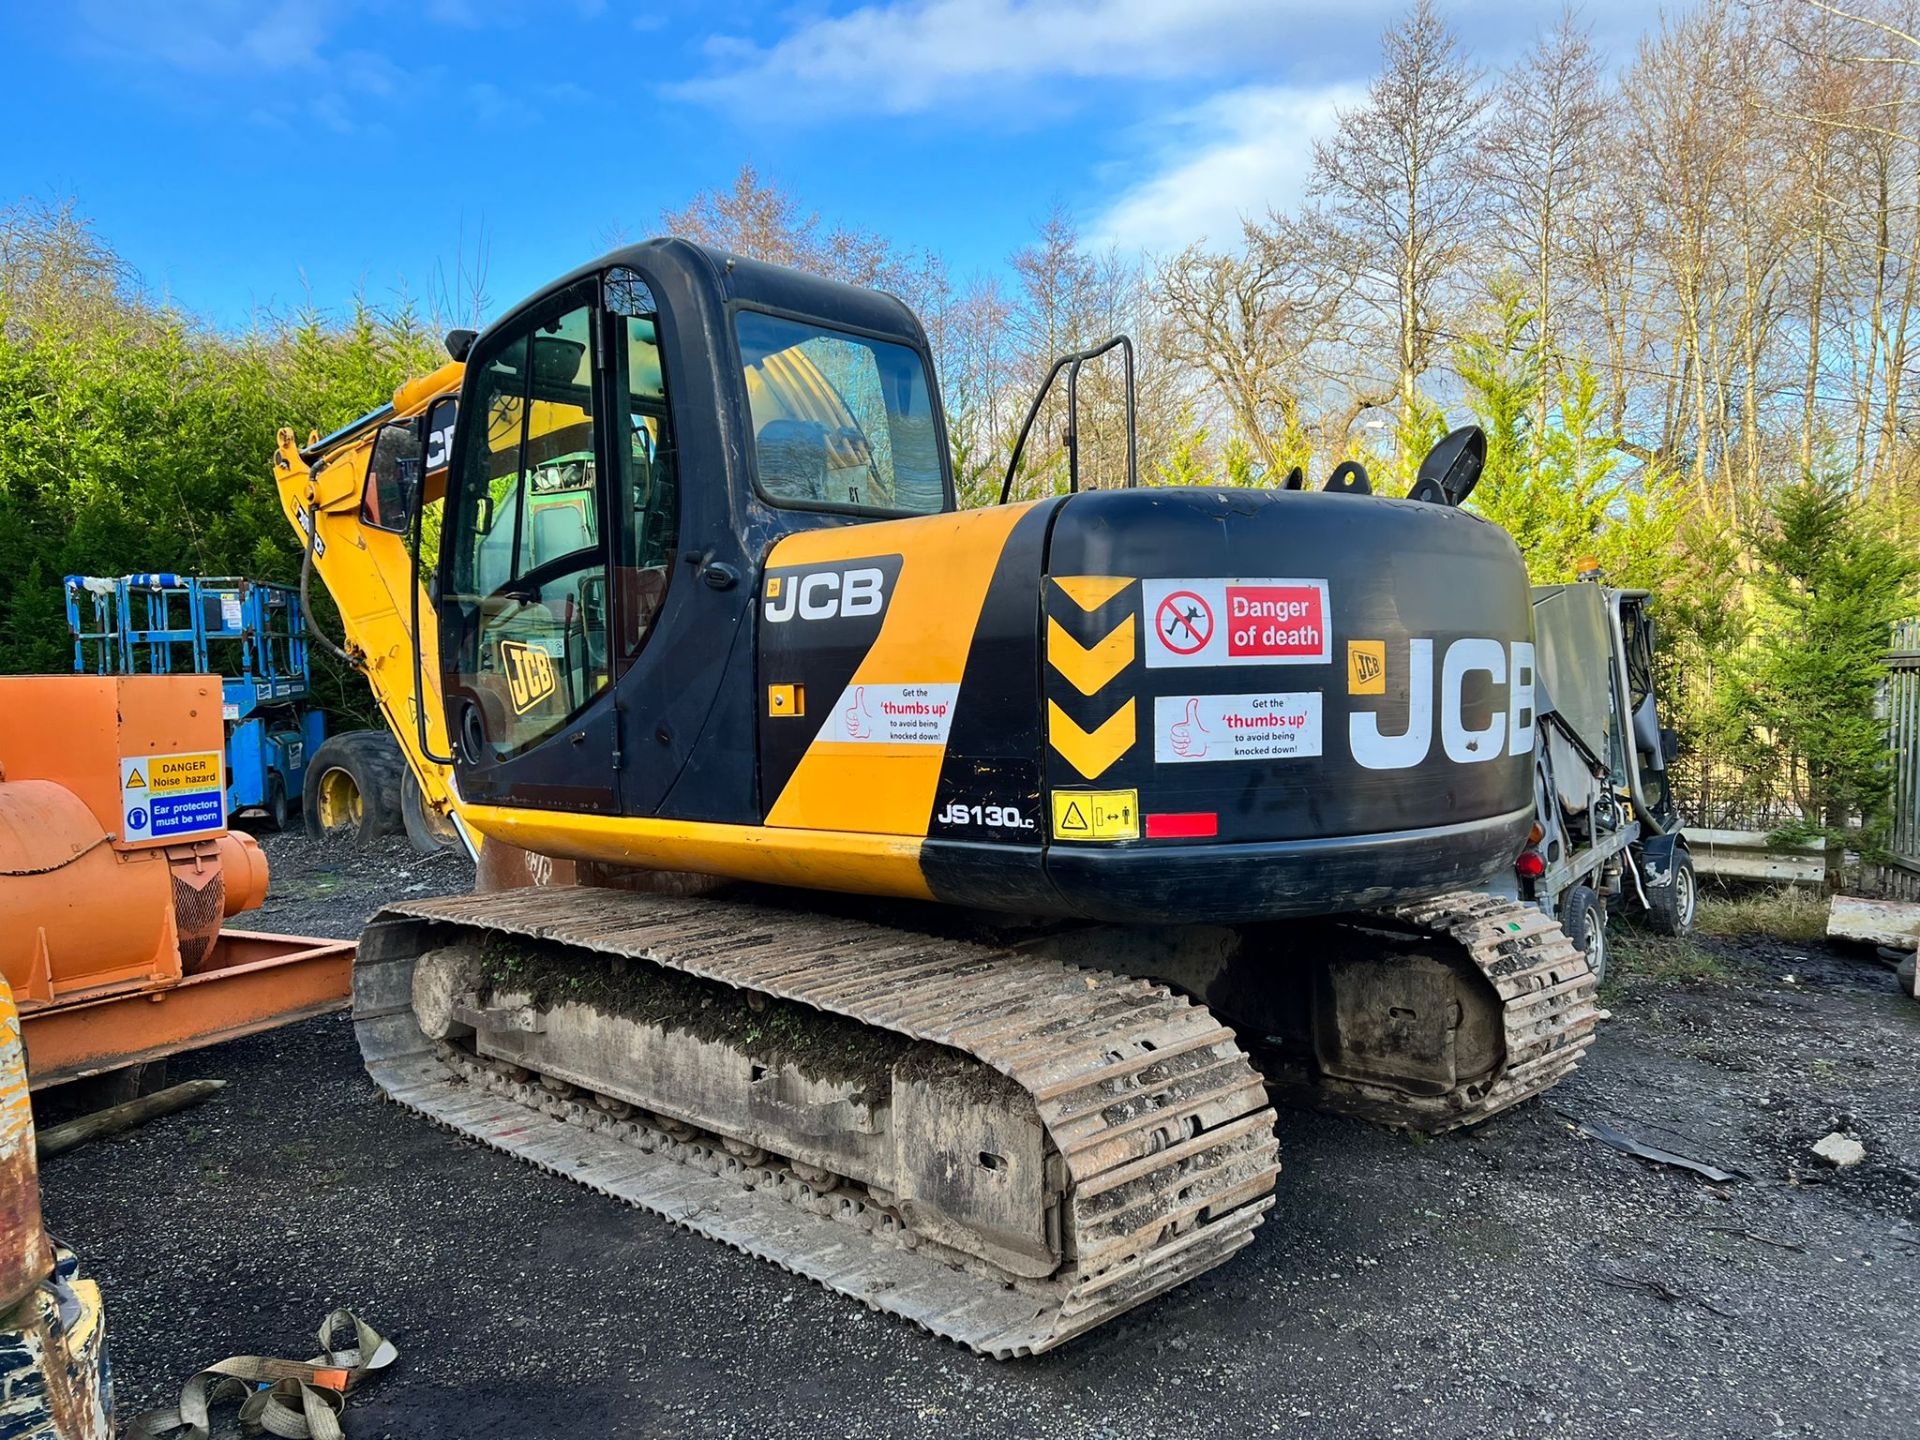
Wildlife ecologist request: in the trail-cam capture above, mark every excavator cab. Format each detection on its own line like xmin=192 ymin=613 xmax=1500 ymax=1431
xmin=425 ymin=245 xmax=950 ymax=824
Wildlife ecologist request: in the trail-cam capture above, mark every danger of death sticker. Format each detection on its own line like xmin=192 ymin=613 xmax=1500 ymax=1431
xmin=121 ymin=751 xmax=226 ymax=843
xmin=1154 ymin=692 xmax=1323 ymax=764
xmin=1141 ymin=578 xmax=1330 ymax=669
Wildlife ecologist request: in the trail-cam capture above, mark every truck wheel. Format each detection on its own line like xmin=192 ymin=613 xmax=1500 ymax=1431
xmin=267 ymin=775 xmax=291 ymax=832
xmin=1561 ymin=884 xmax=1608 ymax=986
xmin=302 ymin=730 xmax=406 ymax=843
xmin=402 ymin=769 xmax=461 ymax=855
xmin=1642 ymin=847 xmax=1697 ymax=937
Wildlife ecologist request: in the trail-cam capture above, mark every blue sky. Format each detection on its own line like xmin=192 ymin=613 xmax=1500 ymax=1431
xmin=2 ymin=1 xmax=1666 ymax=332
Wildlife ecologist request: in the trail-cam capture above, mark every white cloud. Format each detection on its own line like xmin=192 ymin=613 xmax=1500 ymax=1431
xmin=1090 ymin=82 xmax=1363 ymax=256
xmin=76 ymin=0 xmax=340 ymax=73
xmin=674 ymin=0 xmax=1377 ymax=117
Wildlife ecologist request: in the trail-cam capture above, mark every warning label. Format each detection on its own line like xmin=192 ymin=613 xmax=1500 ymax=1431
xmin=1154 ymin=692 xmax=1323 ymax=764
xmin=820 ymin=683 xmax=959 ymax=745
xmin=120 ymin=751 xmax=226 ymax=843
xmin=1050 ymin=788 xmax=1140 ymax=841
xmin=1142 ymin=578 xmax=1330 ymax=668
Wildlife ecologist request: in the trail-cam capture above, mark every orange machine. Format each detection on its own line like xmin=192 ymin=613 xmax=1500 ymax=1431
xmin=0 ymin=675 xmax=352 ymax=1088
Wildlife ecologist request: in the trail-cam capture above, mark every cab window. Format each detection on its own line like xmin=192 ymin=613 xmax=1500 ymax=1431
xmin=447 ymin=289 xmax=609 ymax=760
xmin=735 ymin=311 xmax=945 ymax=515
xmin=613 ymin=269 xmax=677 ymax=660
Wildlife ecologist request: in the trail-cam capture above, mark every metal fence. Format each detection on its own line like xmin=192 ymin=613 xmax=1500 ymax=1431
xmin=1876 ymin=619 xmax=1920 ymax=899
xmin=1667 ymin=618 xmax=1920 ymax=895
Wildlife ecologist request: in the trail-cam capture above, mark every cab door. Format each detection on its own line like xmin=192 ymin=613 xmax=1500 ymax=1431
xmin=439 ymin=278 xmax=623 ymax=811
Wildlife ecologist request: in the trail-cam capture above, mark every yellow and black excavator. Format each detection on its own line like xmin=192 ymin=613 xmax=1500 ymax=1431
xmin=275 ymin=240 xmax=1597 ymax=1357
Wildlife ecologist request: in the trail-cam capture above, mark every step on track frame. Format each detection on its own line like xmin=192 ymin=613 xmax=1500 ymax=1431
xmin=355 ymin=888 xmax=1281 ymax=1358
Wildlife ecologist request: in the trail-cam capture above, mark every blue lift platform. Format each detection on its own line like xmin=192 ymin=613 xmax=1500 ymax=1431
xmin=65 ymin=574 xmax=326 ymax=828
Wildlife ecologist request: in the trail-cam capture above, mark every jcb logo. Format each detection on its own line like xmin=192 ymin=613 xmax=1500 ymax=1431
xmin=763 ymin=566 xmax=886 ymax=623
xmin=1349 ymin=638 xmax=1535 ymax=770
xmin=1348 ymin=640 xmax=1385 ymax=695
xmin=499 ymin=639 xmax=557 ymax=714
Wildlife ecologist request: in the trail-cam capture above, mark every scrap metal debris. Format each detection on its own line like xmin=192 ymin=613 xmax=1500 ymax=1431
xmin=1570 ymin=1114 xmax=1746 ymax=1183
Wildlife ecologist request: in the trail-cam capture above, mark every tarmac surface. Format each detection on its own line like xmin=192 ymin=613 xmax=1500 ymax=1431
xmin=38 ymin=832 xmax=1920 ymax=1439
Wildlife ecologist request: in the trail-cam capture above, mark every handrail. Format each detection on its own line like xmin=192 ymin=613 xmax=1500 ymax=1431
xmin=997 ymin=335 xmax=1137 ymax=505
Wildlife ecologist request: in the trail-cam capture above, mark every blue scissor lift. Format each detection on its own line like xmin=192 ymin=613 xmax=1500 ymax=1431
xmin=65 ymin=574 xmax=326 ymax=828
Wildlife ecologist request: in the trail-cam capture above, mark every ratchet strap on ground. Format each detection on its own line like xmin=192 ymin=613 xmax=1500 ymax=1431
xmin=130 ymin=1309 xmax=397 ymax=1440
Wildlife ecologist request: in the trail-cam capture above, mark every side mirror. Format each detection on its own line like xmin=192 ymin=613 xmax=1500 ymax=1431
xmin=1409 ymin=425 xmax=1486 ymax=506
xmin=363 ymin=420 xmax=425 ymax=534
xmin=1660 ymin=726 xmax=1680 ymax=764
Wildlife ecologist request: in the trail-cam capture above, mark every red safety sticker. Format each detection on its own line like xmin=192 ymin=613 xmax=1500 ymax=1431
xmin=1145 ymin=812 xmax=1219 ymax=839
xmin=1141 ymin=578 xmax=1330 ymax=668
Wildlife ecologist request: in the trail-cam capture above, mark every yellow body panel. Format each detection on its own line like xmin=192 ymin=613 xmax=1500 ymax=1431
xmin=764 ymin=502 xmax=1037 ymax=835
xmin=458 ymin=804 xmax=934 ymax=897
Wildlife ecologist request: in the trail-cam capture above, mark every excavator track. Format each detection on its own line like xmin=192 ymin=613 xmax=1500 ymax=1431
xmin=354 ymin=887 xmax=1280 ymax=1358
xmin=1306 ymin=892 xmax=1603 ymax=1132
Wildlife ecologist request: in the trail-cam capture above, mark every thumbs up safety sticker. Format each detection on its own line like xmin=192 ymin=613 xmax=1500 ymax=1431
xmin=819 ymin=682 xmax=960 ymax=745
xmin=1152 ymin=692 xmax=1322 ymax=764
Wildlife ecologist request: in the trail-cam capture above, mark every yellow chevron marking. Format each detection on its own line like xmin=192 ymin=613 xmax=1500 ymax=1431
xmin=1047 ymin=613 xmax=1135 ymax=696
xmin=1047 ymin=697 xmax=1136 ymax=780
xmin=1052 ymin=575 xmax=1132 ymax=611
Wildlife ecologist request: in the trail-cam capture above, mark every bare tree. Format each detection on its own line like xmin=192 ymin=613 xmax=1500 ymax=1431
xmin=1311 ymin=0 xmax=1487 ymax=469
xmin=1156 ymin=221 xmax=1358 ymax=476
xmin=661 ymin=164 xmax=914 ymax=292
xmin=1477 ymin=7 xmax=1608 ymax=444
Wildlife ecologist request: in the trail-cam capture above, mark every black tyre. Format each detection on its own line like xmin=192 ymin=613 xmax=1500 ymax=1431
xmin=401 ymin=768 xmax=461 ymax=855
xmin=1642 ymin=846 xmax=1697 ymax=937
xmin=302 ymin=729 xmax=407 ymax=843
xmin=266 ymin=774 xmax=292 ymax=831
xmin=1561 ymin=883 xmax=1608 ymax=986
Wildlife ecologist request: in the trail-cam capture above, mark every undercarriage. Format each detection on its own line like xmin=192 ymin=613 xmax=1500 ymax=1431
xmin=356 ymin=884 xmax=1597 ymax=1356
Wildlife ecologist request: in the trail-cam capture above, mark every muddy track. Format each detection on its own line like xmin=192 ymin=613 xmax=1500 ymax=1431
xmin=356 ymin=887 xmax=1280 ymax=1356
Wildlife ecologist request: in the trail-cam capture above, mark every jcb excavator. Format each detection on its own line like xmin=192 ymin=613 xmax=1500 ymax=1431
xmin=275 ymin=240 xmax=1598 ymax=1357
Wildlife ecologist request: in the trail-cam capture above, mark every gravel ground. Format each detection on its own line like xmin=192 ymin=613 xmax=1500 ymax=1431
xmin=37 ymin=832 xmax=1920 ymax=1439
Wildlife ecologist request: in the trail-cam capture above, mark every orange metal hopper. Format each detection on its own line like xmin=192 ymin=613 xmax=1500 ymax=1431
xmin=0 ymin=675 xmax=351 ymax=1088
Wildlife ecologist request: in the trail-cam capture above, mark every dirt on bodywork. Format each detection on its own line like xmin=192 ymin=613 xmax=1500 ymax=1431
xmin=475 ymin=935 xmax=914 ymax=1092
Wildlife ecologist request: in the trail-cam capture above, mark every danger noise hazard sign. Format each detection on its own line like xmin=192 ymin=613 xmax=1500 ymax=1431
xmin=1141 ymin=578 xmax=1330 ymax=669
xmin=120 ymin=750 xmax=226 ymax=844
